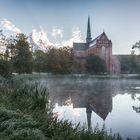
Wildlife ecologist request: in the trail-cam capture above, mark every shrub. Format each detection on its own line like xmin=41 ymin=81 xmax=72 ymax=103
xmin=0 ymin=107 xmax=46 ymax=140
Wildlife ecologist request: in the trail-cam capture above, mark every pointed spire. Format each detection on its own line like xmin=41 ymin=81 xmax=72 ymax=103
xmin=86 ymin=16 xmax=92 ymax=43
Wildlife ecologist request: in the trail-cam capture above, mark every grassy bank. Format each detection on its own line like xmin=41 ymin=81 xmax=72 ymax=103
xmin=0 ymin=78 xmax=123 ymax=140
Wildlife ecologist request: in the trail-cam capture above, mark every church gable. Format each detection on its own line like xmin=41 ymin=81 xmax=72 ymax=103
xmin=96 ymin=32 xmax=111 ymax=48
xmin=99 ymin=32 xmax=109 ymax=41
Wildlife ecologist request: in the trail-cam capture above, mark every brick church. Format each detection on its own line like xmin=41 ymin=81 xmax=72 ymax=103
xmin=73 ymin=17 xmax=120 ymax=74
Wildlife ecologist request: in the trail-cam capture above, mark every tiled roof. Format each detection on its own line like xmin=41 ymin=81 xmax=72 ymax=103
xmin=88 ymin=33 xmax=104 ymax=47
xmin=73 ymin=42 xmax=88 ymax=50
xmin=73 ymin=32 xmax=107 ymax=50
xmin=90 ymin=34 xmax=102 ymax=44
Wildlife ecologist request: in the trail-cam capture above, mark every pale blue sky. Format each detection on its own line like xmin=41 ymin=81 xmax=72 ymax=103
xmin=0 ymin=0 xmax=140 ymax=54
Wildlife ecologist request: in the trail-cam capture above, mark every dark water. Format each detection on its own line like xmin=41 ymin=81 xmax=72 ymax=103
xmin=45 ymin=77 xmax=140 ymax=139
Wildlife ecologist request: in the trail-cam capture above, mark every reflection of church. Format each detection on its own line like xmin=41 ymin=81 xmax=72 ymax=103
xmin=48 ymin=78 xmax=113 ymax=130
xmin=47 ymin=77 xmax=140 ymax=130
xmin=71 ymin=89 xmax=112 ymax=130
xmin=73 ymin=16 xmax=120 ymax=74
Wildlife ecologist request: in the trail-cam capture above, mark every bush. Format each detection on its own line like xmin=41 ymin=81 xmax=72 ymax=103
xmin=0 ymin=107 xmax=46 ymax=140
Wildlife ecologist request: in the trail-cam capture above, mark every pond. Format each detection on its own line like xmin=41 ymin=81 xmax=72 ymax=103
xmin=44 ymin=76 xmax=140 ymax=139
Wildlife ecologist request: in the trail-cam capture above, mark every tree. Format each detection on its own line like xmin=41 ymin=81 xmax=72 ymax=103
xmin=0 ymin=59 xmax=12 ymax=78
xmin=86 ymin=55 xmax=107 ymax=74
xmin=56 ymin=47 xmax=73 ymax=74
xmin=132 ymin=42 xmax=140 ymax=73
xmin=33 ymin=50 xmax=48 ymax=72
xmin=11 ymin=34 xmax=33 ymax=74
xmin=119 ymin=55 xmax=131 ymax=73
xmin=0 ymin=30 xmax=9 ymax=60
xmin=130 ymin=51 xmax=138 ymax=73
xmin=132 ymin=41 xmax=140 ymax=52
xmin=46 ymin=47 xmax=73 ymax=74
xmin=72 ymin=59 xmax=86 ymax=74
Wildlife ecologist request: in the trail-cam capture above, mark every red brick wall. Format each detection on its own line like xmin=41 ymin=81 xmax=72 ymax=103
xmin=73 ymin=34 xmax=120 ymax=74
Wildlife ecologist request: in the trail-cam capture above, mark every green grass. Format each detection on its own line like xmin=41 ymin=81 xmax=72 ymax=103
xmin=0 ymin=78 xmax=123 ymax=140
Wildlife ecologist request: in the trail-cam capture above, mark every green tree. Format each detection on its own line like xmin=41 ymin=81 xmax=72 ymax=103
xmin=57 ymin=47 xmax=73 ymax=74
xmin=12 ymin=34 xmax=33 ymax=74
xmin=130 ymin=51 xmax=138 ymax=73
xmin=132 ymin=42 xmax=140 ymax=73
xmin=132 ymin=41 xmax=140 ymax=52
xmin=72 ymin=59 xmax=86 ymax=74
xmin=0 ymin=30 xmax=9 ymax=60
xmin=86 ymin=55 xmax=107 ymax=74
xmin=119 ymin=55 xmax=131 ymax=73
xmin=0 ymin=59 xmax=12 ymax=77
xmin=33 ymin=50 xmax=48 ymax=72
xmin=47 ymin=47 xmax=73 ymax=74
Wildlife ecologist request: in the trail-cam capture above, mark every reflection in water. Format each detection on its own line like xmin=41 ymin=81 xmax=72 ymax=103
xmin=47 ymin=78 xmax=114 ymax=130
xmin=132 ymin=95 xmax=140 ymax=113
xmin=45 ymin=77 xmax=140 ymax=139
xmin=132 ymin=106 xmax=140 ymax=113
xmin=86 ymin=105 xmax=92 ymax=131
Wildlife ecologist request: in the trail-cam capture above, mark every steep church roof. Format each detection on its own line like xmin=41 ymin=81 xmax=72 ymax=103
xmin=89 ymin=34 xmax=102 ymax=46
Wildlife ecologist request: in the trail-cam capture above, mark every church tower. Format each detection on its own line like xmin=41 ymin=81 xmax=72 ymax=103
xmin=86 ymin=16 xmax=92 ymax=43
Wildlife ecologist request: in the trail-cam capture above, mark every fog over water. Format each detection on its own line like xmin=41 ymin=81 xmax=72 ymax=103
xmin=39 ymin=76 xmax=140 ymax=139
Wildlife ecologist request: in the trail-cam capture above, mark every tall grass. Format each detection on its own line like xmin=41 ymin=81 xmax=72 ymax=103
xmin=0 ymin=78 xmax=123 ymax=140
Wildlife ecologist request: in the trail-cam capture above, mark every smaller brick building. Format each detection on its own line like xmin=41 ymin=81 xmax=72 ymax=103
xmin=73 ymin=17 xmax=120 ymax=74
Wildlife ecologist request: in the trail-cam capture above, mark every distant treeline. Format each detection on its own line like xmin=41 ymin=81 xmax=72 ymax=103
xmin=118 ymin=54 xmax=140 ymax=74
xmin=0 ymin=32 xmax=107 ymax=76
xmin=0 ymin=31 xmax=140 ymax=77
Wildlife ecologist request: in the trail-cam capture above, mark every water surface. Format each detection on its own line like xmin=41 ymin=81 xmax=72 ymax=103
xmin=44 ymin=77 xmax=140 ymax=139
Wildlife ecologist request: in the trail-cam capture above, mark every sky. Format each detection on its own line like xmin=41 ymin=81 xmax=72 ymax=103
xmin=0 ymin=0 xmax=140 ymax=54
